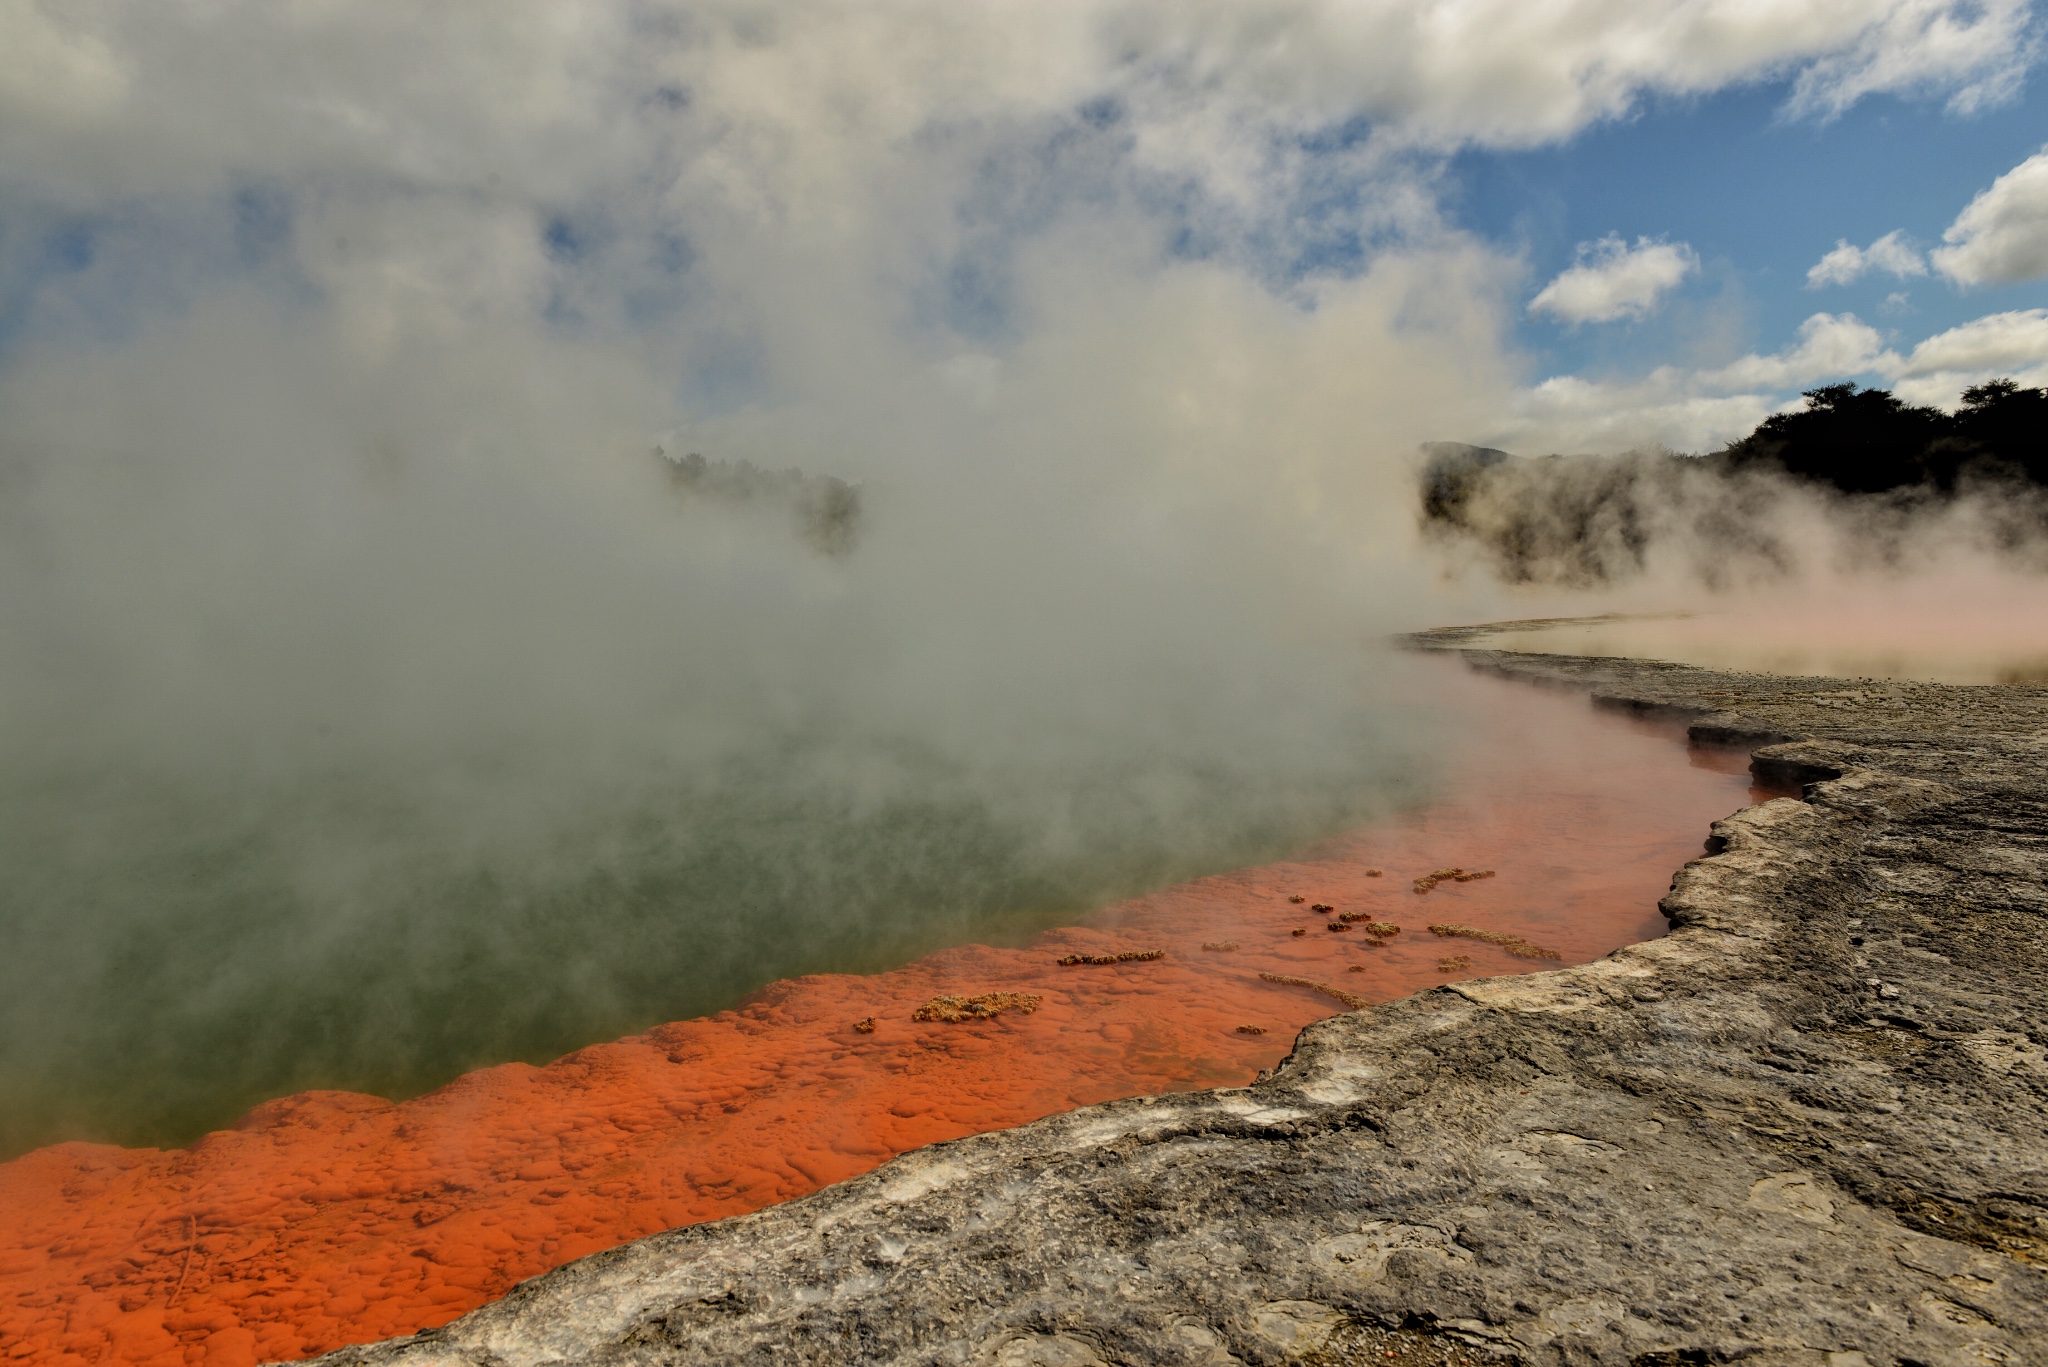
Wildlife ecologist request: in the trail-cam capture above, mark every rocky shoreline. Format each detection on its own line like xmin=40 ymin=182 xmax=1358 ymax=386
xmin=312 ymin=638 xmax=2048 ymax=1367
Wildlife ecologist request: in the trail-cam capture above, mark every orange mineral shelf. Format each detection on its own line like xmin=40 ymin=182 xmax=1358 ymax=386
xmin=0 ymin=677 xmax=1762 ymax=1366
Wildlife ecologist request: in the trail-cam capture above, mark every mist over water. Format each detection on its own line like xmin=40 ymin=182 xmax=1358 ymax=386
xmin=0 ymin=307 xmax=1464 ymax=1156
xmin=2 ymin=2 xmax=2035 ymax=1161
xmin=0 ymin=701 xmax=1430 ymax=1156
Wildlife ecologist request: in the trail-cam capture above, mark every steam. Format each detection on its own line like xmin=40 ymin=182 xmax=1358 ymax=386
xmin=0 ymin=206 xmax=1503 ymax=1156
xmin=1420 ymin=442 xmax=2048 ymax=592
xmin=0 ymin=1 xmax=2029 ymax=1154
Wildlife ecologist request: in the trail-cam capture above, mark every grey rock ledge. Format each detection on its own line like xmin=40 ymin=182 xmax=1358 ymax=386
xmin=313 ymin=643 xmax=2048 ymax=1367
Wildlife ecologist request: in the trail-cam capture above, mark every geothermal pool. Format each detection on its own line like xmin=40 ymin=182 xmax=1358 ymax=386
xmin=0 ymin=661 xmax=1764 ymax=1367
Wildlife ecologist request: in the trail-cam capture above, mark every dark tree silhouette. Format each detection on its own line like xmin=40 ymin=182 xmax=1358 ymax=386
xmin=1723 ymin=383 xmax=1951 ymax=494
xmin=1951 ymin=378 xmax=2048 ymax=487
xmin=1714 ymin=379 xmax=2047 ymax=495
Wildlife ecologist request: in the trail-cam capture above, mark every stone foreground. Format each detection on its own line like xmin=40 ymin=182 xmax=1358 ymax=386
xmin=313 ymin=644 xmax=2048 ymax=1367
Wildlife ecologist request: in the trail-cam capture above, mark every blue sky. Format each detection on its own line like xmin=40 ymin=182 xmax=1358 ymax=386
xmin=1457 ymin=73 xmax=2048 ymax=389
xmin=1417 ymin=50 xmax=2048 ymax=457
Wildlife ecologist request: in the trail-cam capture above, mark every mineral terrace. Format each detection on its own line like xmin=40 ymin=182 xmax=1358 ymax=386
xmin=313 ymin=634 xmax=2048 ymax=1367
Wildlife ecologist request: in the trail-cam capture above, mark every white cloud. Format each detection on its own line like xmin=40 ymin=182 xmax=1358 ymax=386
xmin=1805 ymin=230 xmax=1926 ymax=287
xmin=1498 ymin=306 xmax=2048 ymax=451
xmin=1496 ymin=373 xmax=1782 ymax=456
xmin=1897 ymin=308 xmax=2048 ymax=374
xmin=1785 ymin=0 xmax=2036 ymax=118
xmin=1496 ymin=312 xmax=1897 ymax=452
xmin=0 ymin=1 xmax=130 ymax=125
xmin=1887 ymin=308 xmax=2048 ymax=402
xmin=1529 ymin=236 xmax=1698 ymax=325
xmin=1705 ymin=313 xmax=1898 ymax=390
xmin=1933 ymin=145 xmax=2048 ymax=285
xmin=0 ymin=2 xmax=2028 ymax=194
xmin=1189 ymin=0 xmax=2037 ymax=152
xmin=1807 ymin=244 xmax=1870 ymax=289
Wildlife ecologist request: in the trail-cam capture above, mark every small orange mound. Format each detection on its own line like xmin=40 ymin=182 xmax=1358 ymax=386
xmin=911 ymin=992 xmax=1041 ymax=1022
xmin=1257 ymin=972 xmax=1370 ymax=1010
xmin=1055 ymin=949 xmax=1165 ymax=966
xmin=1412 ymin=868 xmax=1496 ymax=894
xmin=1428 ymin=924 xmax=1561 ymax=961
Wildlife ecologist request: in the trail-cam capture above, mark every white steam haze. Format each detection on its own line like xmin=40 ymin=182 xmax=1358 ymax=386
xmin=0 ymin=0 xmax=2031 ymax=1153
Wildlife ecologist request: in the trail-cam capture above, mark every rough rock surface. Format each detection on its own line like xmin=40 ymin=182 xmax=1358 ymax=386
xmin=311 ymin=639 xmax=2048 ymax=1367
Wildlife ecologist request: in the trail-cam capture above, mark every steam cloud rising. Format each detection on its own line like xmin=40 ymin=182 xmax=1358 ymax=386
xmin=0 ymin=1 xmax=2029 ymax=1152
xmin=1422 ymin=380 xmax=2048 ymax=591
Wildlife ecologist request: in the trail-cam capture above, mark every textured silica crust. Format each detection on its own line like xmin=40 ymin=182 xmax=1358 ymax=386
xmin=309 ymin=642 xmax=2048 ymax=1367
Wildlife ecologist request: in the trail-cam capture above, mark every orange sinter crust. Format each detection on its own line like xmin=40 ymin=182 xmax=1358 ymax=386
xmin=0 ymin=675 xmax=1760 ymax=1366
